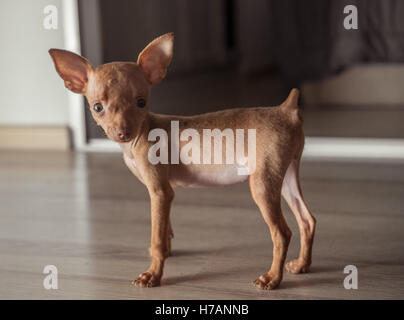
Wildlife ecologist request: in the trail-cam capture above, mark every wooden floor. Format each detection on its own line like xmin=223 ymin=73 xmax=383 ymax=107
xmin=0 ymin=151 xmax=403 ymax=299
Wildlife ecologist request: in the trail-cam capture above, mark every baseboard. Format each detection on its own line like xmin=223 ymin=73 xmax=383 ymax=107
xmin=0 ymin=126 xmax=70 ymax=151
xmin=84 ymin=138 xmax=121 ymax=152
xmin=84 ymin=137 xmax=404 ymax=160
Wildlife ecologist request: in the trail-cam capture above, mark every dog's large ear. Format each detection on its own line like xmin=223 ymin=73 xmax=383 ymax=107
xmin=137 ymin=33 xmax=174 ymax=85
xmin=49 ymin=49 xmax=92 ymax=94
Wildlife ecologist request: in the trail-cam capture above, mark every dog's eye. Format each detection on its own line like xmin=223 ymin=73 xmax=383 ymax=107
xmin=93 ymin=103 xmax=103 ymax=113
xmin=137 ymin=98 xmax=146 ymax=108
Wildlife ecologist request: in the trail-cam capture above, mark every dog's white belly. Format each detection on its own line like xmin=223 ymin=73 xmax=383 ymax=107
xmin=170 ymin=164 xmax=249 ymax=187
xmin=120 ymin=143 xmax=249 ymax=188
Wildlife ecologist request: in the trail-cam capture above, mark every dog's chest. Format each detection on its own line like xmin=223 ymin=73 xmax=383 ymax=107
xmin=121 ymin=143 xmax=145 ymax=184
xmin=123 ymin=153 xmax=144 ymax=183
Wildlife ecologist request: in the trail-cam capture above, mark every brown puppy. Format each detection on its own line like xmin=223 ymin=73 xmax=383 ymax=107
xmin=49 ymin=33 xmax=316 ymax=290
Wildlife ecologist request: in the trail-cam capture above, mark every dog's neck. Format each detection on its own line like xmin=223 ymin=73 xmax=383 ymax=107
xmin=118 ymin=112 xmax=170 ymax=159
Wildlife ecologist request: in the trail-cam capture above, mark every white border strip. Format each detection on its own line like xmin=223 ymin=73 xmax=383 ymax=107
xmin=84 ymin=138 xmax=121 ymax=152
xmin=85 ymin=137 xmax=404 ymax=160
xmin=62 ymin=0 xmax=86 ymax=150
xmin=304 ymin=137 xmax=404 ymax=160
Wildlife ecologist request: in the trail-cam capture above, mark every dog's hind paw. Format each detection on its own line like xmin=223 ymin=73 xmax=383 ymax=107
xmin=132 ymin=271 xmax=160 ymax=288
xmin=285 ymin=259 xmax=310 ymax=274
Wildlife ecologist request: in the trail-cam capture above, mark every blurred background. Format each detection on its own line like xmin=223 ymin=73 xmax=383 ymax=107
xmin=1 ymin=0 xmax=404 ymax=300
xmin=1 ymin=0 xmax=404 ymax=152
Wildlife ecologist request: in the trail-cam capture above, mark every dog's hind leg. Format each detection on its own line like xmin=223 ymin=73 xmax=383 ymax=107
xmin=167 ymin=218 xmax=174 ymax=255
xmin=250 ymin=170 xmax=292 ymax=290
xmin=282 ymin=159 xmax=316 ymax=274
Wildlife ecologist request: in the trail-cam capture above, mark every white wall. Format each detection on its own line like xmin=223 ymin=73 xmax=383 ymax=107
xmin=0 ymin=0 xmax=69 ymax=126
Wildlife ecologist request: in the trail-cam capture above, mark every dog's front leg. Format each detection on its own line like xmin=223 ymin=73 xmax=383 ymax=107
xmin=133 ymin=183 xmax=174 ymax=287
xmin=148 ymin=215 xmax=174 ymax=257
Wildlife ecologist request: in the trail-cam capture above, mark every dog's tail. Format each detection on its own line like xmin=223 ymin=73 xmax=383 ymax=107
xmin=281 ymin=88 xmax=302 ymax=122
xmin=282 ymin=88 xmax=299 ymax=110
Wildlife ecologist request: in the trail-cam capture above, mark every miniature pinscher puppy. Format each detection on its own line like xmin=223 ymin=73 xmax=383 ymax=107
xmin=49 ymin=33 xmax=316 ymax=290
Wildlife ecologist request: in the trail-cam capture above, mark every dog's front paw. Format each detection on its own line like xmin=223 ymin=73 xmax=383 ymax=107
xmin=253 ymin=272 xmax=281 ymax=290
xmin=285 ymin=259 xmax=310 ymax=274
xmin=132 ymin=271 xmax=161 ymax=288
